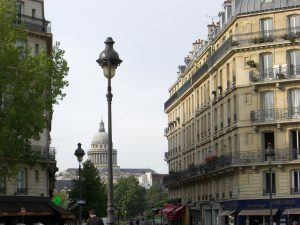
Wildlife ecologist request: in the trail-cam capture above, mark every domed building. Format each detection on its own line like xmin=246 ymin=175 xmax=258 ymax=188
xmin=87 ymin=120 xmax=120 ymax=183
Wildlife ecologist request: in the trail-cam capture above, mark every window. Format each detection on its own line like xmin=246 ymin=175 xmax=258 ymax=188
xmin=227 ymin=99 xmax=231 ymax=125
xmin=261 ymin=18 xmax=273 ymax=38
xmin=261 ymin=53 xmax=273 ymax=79
xmin=35 ymin=170 xmax=39 ymax=182
xmin=288 ymin=50 xmax=300 ymax=76
xmin=34 ymin=44 xmax=39 ymax=56
xmin=17 ymin=169 xmax=26 ymax=194
xmin=16 ymin=2 xmax=24 ymax=14
xmin=292 ymin=170 xmax=300 ymax=194
xmin=261 ymin=91 xmax=274 ymax=121
xmin=263 ymin=171 xmax=275 ymax=195
xmin=288 ymin=14 xmax=300 ymax=34
xmin=0 ymin=177 xmax=5 ymax=194
xmin=32 ymin=9 xmax=36 ymax=17
xmin=288 ymin=89 xmax=300 ymax=118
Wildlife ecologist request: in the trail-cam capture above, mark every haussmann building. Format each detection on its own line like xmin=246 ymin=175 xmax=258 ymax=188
xmin=163 ymin=1 xmax=300 ymax=225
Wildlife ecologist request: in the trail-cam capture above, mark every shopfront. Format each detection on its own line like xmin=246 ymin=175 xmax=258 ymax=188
xmin=222 ymin=198 xmax=300 ymax=225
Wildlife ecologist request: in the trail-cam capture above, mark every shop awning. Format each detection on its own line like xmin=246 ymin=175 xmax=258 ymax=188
xmin=283 ymin=208 xmax=300 ymax=215
xmin=173 ymin=206 xmax=184 ymax=213
xmin=162 ymin=207 xmax=175 ymax=214
xmin=238 ymin=209 xmax=278 ymax=216
xmin=0 ymin=196 xmax=74 ymax=219
xmin=219 ymin=210 xmax=236 ymax=216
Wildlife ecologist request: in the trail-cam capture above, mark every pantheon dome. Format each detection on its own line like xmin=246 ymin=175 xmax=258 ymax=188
xmin=87 ymin=120 xmax=120 ymax=183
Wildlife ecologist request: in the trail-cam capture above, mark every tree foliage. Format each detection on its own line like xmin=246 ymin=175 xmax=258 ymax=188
xmin=69 ymin=160 xmax=107 ymax=219
xmin=145 ymin=184 xmax=168 ymax=209
xmin=0 ymin=0 xmax=69 ymax=176
xmin=114 ymin=176 xmax=146 ymax=219
xmin=52 ymin=190 xmax=69 ymax=209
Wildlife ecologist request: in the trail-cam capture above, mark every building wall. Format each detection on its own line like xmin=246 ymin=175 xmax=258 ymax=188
xmin=164 ymin=1 xmax=300 ymax=220
xmin=0 ymin=0 xmax=55 ymax=198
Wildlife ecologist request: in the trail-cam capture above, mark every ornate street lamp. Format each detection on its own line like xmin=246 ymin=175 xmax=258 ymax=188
xmin=96 ymin=37 xmax=122 ymax=225
xmin=74 ymin=143 xmax=85 ymax=225
xmin=265 ymin=143 xmax=275 ymax=225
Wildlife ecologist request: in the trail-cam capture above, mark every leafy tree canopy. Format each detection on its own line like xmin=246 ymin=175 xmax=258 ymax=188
xmin=69 ymin=160 xmax=107 ymax=220
xmin=114 ymin=176 xmax=146 ymax=219
xmin=145 ymin=184 xmax=168 ymax=209
xmin=0 ymin=0 xmax=69 ymax=176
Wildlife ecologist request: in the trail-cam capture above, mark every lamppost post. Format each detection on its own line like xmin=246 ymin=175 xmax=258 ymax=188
xmin=74 ymin=143 xmax=85 ymax=225
xmin=97 ymin=37 xmax=122 ymax=225
xmin=152 ymin=206 xmax=155 ymax=225
xmin=209 ymin=196 xmax=214 ymax=225
xmin=265 ymin=143 xmax=275 ymax=225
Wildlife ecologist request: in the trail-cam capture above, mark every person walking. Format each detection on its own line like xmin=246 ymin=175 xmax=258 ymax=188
xmin=86 ymin=209 xmax=104 ymax=225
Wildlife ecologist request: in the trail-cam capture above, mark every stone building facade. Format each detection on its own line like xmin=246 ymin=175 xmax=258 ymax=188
xmin=0 ymin=0 xmax=72 ymax=223
xmin=163 ymin=1 xmax=300 ymax=225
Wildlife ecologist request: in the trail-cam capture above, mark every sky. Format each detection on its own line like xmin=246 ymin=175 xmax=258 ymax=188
xmin=44 ymin=0 xmax=222 ymax=174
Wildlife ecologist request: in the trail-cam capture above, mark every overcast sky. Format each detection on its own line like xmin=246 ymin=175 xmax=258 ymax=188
xmin=44 ymin=0 xmax=222 ymax=174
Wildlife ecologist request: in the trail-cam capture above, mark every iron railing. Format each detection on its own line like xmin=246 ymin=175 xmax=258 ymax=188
xmin=31 ymin=145 xmax=56 ymax=161
xmin=263 ymin=188 xmax=276 ymax=196
xmin=249 ymin=65 xmax=300 ymax=82
xmin=164 ymin=149 xmax=293 ymax=185
xmin=0 ymin=187 xmax=6 ymax=194
xmin=16 ymin=187 xmax=27 ymax=194
xmin=291 ymin=187 xmax=300 ymax=194
xmin=17 ymin=14 xmax=51 ymax=33
xmin=250 ymin=107 xmax=300 ymax=123
xmin=232 ymin=27 xmax=300 ymax=45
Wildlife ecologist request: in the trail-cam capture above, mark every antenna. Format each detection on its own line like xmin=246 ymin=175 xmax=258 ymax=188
xmin=206 ymin=15 xmax=218 ymax=23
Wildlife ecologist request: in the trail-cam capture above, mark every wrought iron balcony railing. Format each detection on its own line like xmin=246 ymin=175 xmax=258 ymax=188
xmin=291 ymin=187 xmax=300 ymax=194
xmin=249 ymin=65 xmax=300 ymax=82
xmin=232 ymin=27 xmax=300 ymax=46
xmin=250 ymin=107 xmax=300 ymax=123
xmin=263 ymin=188 xmax=276 ymax=196
xmin=16 ymin=187 xmax=27 ymax=194
xmin=0 ymin=187 xmax=6 ymax=194
xmin=164 ymin=149 xmax=292 ymax=185
xmin=31 ymin=145 xmax=56 ymax=161
xmin=17 ymin=14 xmax=51 ymax=33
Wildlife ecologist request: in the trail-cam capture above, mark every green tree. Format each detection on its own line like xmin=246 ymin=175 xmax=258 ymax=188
xmin=0 ymin=0 xmax=69 ymax=176
xmin=145 ymin=184 xmax=168 ymax=209
xmin=114 ymin=176 xmax=146 ymax=219
xmin=69 ymin=160 xmax=107 ymax=219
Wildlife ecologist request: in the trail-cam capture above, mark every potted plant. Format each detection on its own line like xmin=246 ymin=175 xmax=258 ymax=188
xmin=246 ymin=60 xmax=257 ymax=68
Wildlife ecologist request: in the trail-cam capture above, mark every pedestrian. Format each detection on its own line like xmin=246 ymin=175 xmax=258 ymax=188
xmin=292 ymin=221 xmax=298 ymax=225
xmin=86 ymin=209 xmax=104 ymax=225
xmin=136 ymin=218 xmax=140 ymax=225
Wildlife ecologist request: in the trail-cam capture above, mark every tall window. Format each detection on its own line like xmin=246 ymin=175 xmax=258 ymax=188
xmin=261 ymin=53 xmax=273 ymax=79
xmin=0 ymin=177 xmax=5 ymax=194
xmin=227 ymin=99 xmax=231 ymax=125
xmin=288 ymin=50 xmax=300 ymax=76
xmin=288 ymin=89 xmax=300 ymax=118
xmin=17 ymin=169 xmax=26 ymax=194
xmin=261 ymin=91 xmax=274 ymax=121
xmin=292 ymin=170 xmax=300 ymax=194
xmin=263 ymin=171 xmax=276 ymax=195
xmin=261 ymin=18 xmax=273 ymax=38
xmin=288 ymin=14 xmax=300 ymax=34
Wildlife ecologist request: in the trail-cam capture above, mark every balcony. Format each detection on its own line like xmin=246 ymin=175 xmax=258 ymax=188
xmin=16 ymin=187 xmax=27 ymax=194
xmin=232 ymin=27 xmax=300 ymax=46
xmin=164 ymin=152 xmax=168 ymax=161
xmin=164 ymin=149 xmax=292 ymax=186
xmin=263 ymin=188 xmax=276 ymax=196
xmin=17 ymin=14 xmax=51 ymax=33
xmin=291 ymin=187 xmax=300 ymax=194
xmin=249 ymin=65 xmax=300 ymax=83
xmin=31 ymin=145 xmax=56 ymax=161
xmin=250 ymin=107 xmax=300 ymax=124
xmin=0 ymin=187 xmax=6 ymax=194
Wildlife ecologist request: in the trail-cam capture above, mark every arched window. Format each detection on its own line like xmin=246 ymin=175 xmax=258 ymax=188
xmin=260 ymin=53 xmax=273 ymax=79
xmin=288 ymin=50 xmax=300 ymax=76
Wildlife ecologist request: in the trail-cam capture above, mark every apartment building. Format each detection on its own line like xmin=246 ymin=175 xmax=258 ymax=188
xmin=0 ymin=0 xmax=73 ymax=224
xmin=163 ymin=1 xmax=300 ymax=225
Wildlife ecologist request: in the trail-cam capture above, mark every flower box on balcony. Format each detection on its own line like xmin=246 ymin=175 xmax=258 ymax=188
xmin=205 ymin=155 xmax=217 ymax=163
